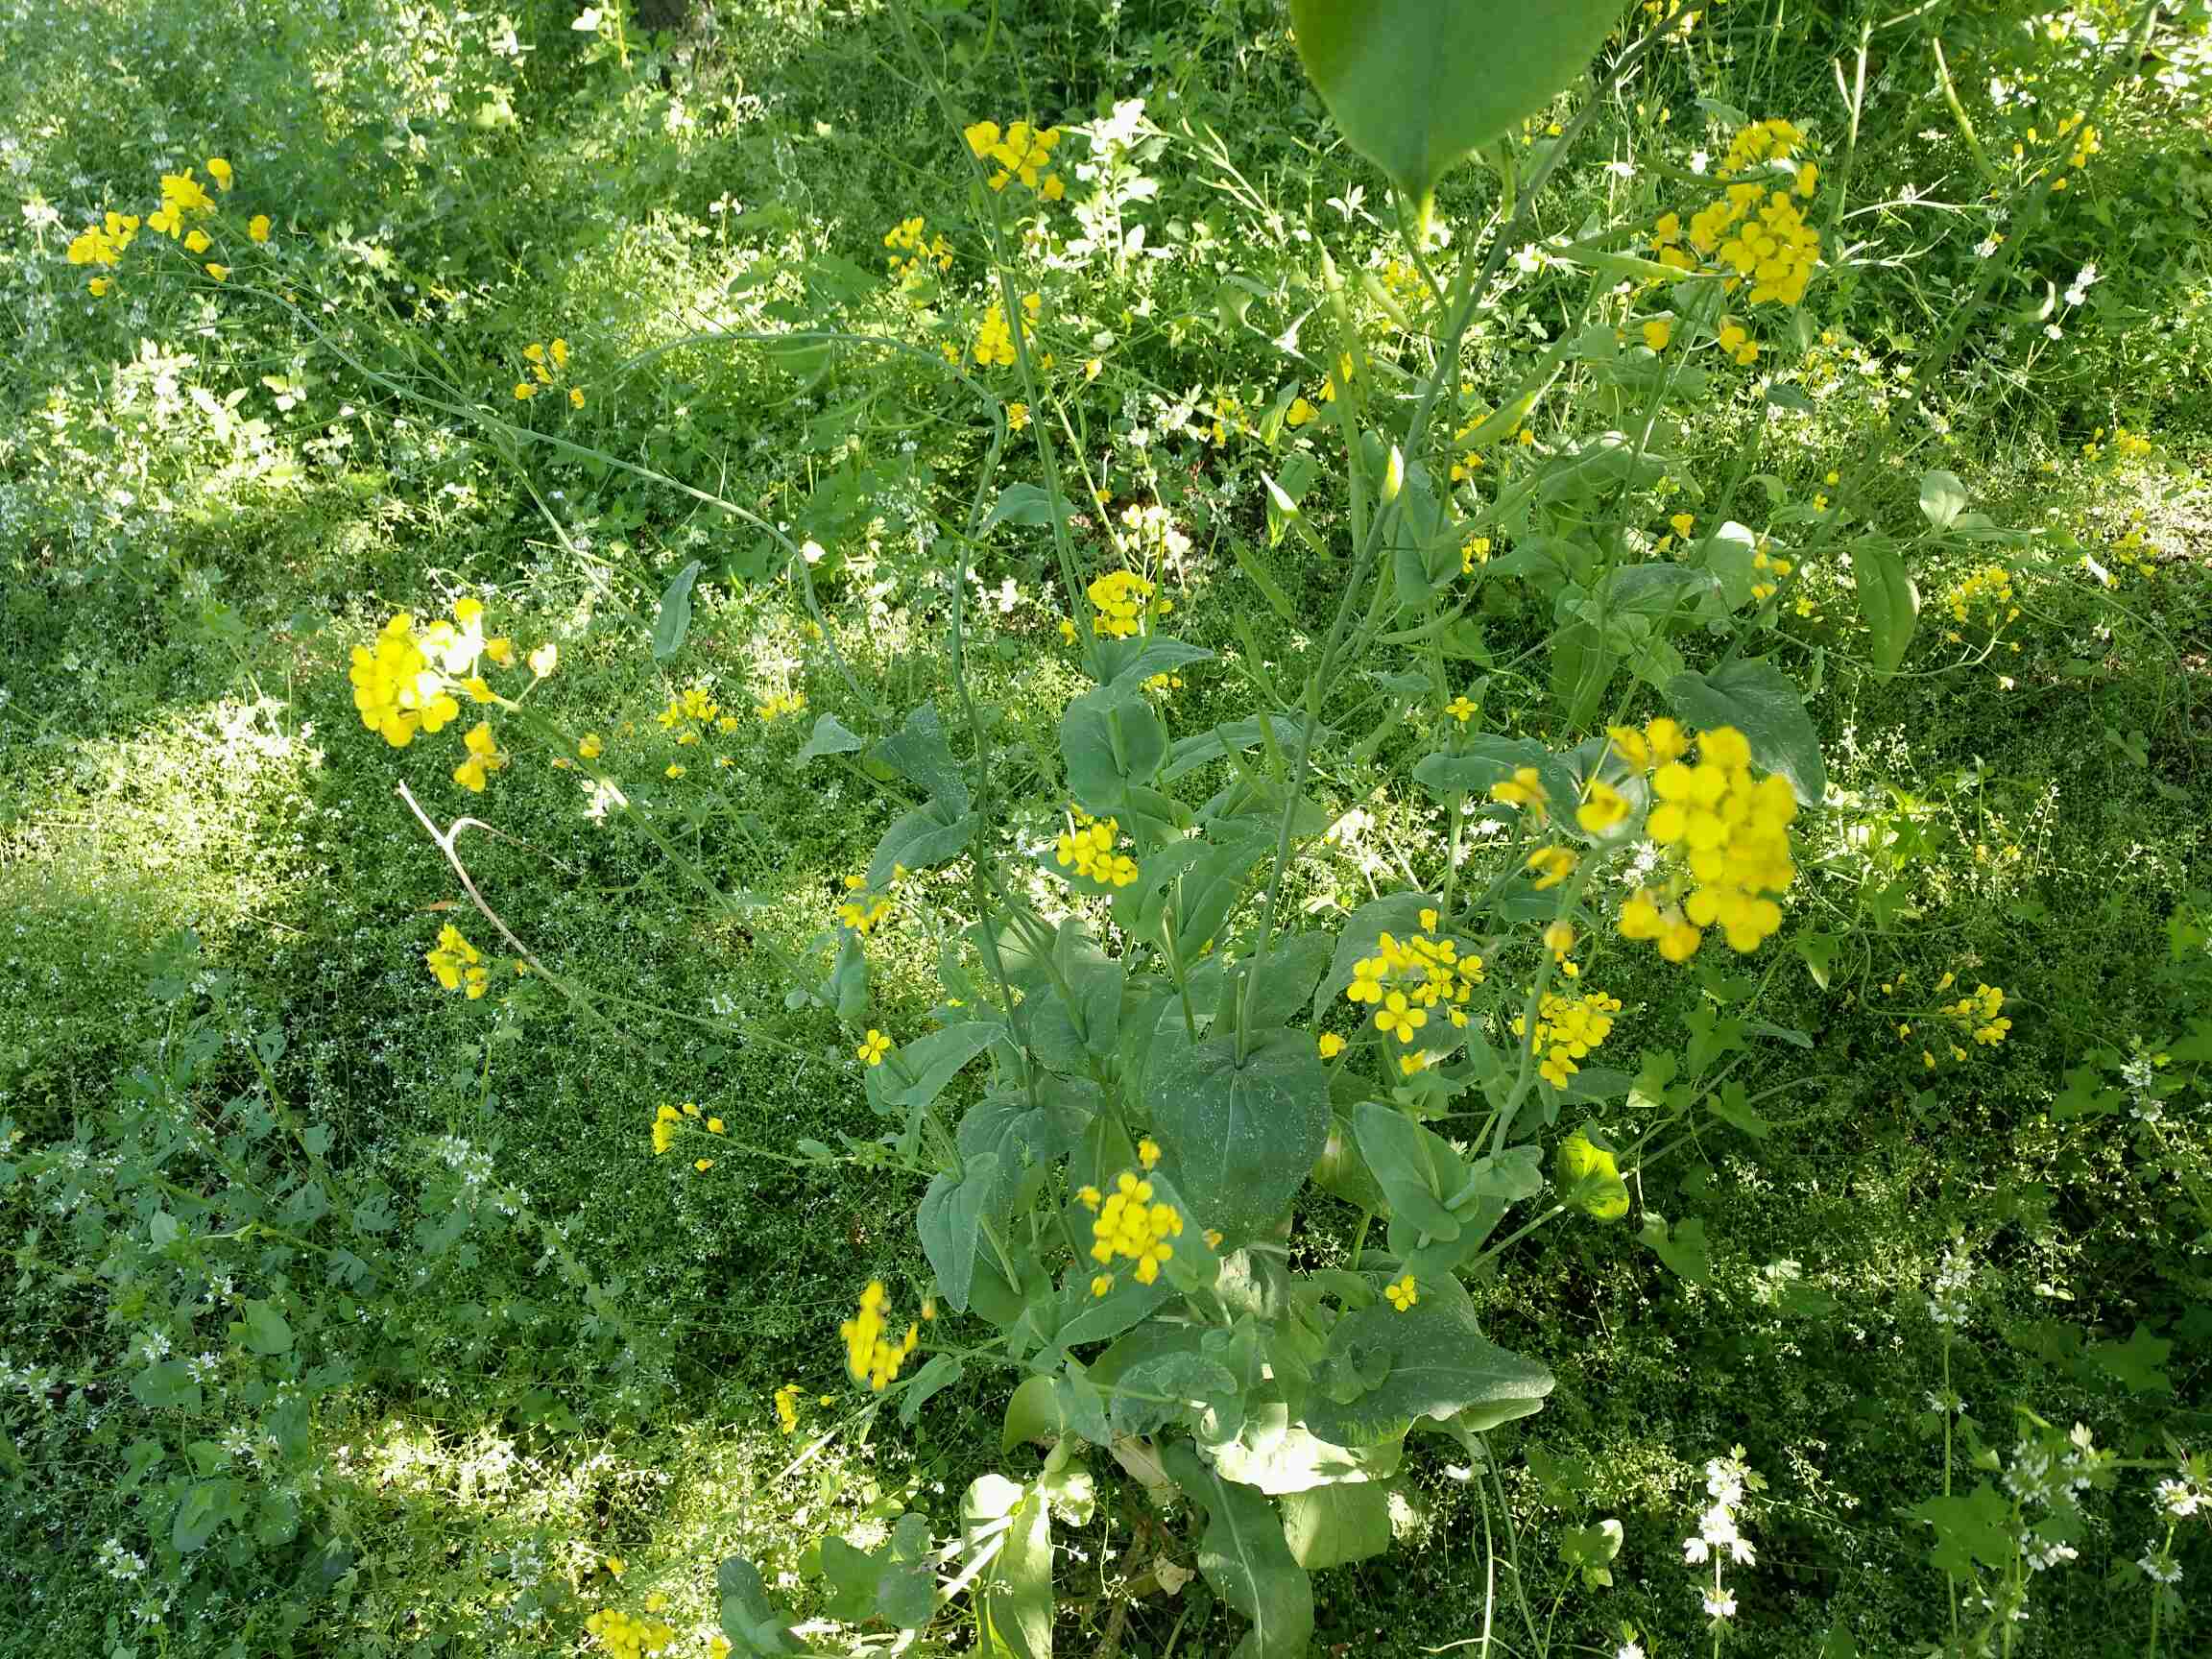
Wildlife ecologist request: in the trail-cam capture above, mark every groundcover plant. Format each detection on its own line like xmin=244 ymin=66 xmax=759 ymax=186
xmin=3 ymin=1 xmax=2211 ymax=1656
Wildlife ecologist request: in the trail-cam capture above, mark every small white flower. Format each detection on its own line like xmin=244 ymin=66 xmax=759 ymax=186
xmin=1702 ymin=1590 xmax=1738 ymax=1620
xmin=2139 ymin=1551 xmax=2182 ymax=1586
xmin=1683 ymin=1536 xmax=1711 ymax=1565
xmin=1618 ymin=1645 xmax=1646 ymax=1659
xmin=2157 ymin=1478 xmax=2202 ymax=1519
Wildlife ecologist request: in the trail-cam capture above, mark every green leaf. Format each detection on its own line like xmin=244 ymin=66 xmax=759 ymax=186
xmin=651 ymin=560 xmax=703 ymax=661
xmin=1212 ymin=1395 xmax=1404 ymax=1493
xmin=919 ymin=1153 xmax=999 ymax=1314
xmin=986 ymin=481 xmax=1064 ymax=531
xmin=238 ymin=1298 xmax=294 ymax=1356
xmin=717 ymin=1556 xmax=808 ymax=1655
xmin=1664 ymin=658 xmax=1825 ymax=805
xmin=1287 ymin=0 xmax=1623 ymax=207
xmin=1911 ymin=1484 xmax=2015 ymax=1577
xmin=1110 ymin=1351 xmax=1243 ymax=1444
xmin=1554 ymin=1131 xmax=1629 ymax=1219
xmin=1636 ymin=1211 xmax=1711 ymax=1284
xmin=1353 ymin=1102 xmax=1463 ymax=1239
xmin=1853 ymin=539 xmax=1919 ymax=673
xmin=1234 ymin=534 xmax=1302 ymax=623
xmin=1094 ymin=636 xmax=1215 ymax=690
xmin=2088 ymin=1323 xmax=2173 ymax=1395
xmin=867 ymin=803 xmax=976 ymax=888
xmin=1002 ymin=1374 xmax=1065 ymax=1454
xmin=131 ymin=1360 xmax=202 ymax=1413
xmin=1163 ymin=717 xmax=1315 ymax=784
xmin=1302 ymin=1271 xmax=1553 ymax=1448
xmin=962 ymin=1475 xmax=1053 ymax=1659
xmin=831 ymin=931 xmax=870 ymax=1024
xmin=1162 ymin=1443 xmax=1315 ymax=1659
xmin=1060 ymin=684 xmax=1168 ymax=812
xmin=899 ymin=1355 xmax=966 ymax=1428
xmin=1280 ymin=1482 xmax=1393 ymax=1569
xmin=894 ymin=1023 xmax=1005 ymax=1114
xmin=174 ymin=1480 xmax=229 ymax=1552
xmin=876 ymin=703 xmax=970 ymax=811
xmin=1148 ymin=1028 xmax=1331 ymax=1243
xmin=1918 ymin=469 xmax=1968 ymax=530
xmin=958 ymin=1094 xmax=1084 ymax=1221
xmin=1550 ymin=620 xmax=1614 ymax=730
xmin=796 ymin=712 xmax=865 ymax=764
xmin=1410 ymin=735 xmax=1574 ymax=806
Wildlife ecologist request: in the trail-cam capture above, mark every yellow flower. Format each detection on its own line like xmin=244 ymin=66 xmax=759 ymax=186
xmin=451 ymin=721 xmax=509 ymax=793
xmin=1137 ymin=1137 xmax=1161 ymax=1170
xmin=1007 ymin=400 xmax=1029 ymax=431
xmin=248 ymin=214 xmax=272 ymax=243
xmin=551 ymin=337 xmax=569 ymax=367
xmin=569 ymin=387 xmax=586 ymax=409
xmin=1670 ymin=513 xmax=1695 ymax=540
xmin=205 ymin=157 xmax=233 ymax=190
xmin=524 ymin=342 xmax=545 ymax=364
xmin=1374 ymin=991 xmax=1428 ymax=1045
xmin=840 ymin=1280 xmax=921 ymax=1390
xmin=204 ymin=264 xmax=228 ymax=281
xmin=1089 ymin=1169 xmax=1183 ymax=1286
xmin=664 ymin=763 xmax=685 ymax=779
xmin=514 ymin=382 xmax=537 ymax=401
xmin=1444 ymin=695 xmax=1478 ymax=725
xmin=1576 ymin=779 xmax=1629 ymax=835
xmin=88 ymin=276 xmax=111 ymax=297
xmin=1490 ymin=766 xmax=1550 ymax=820
xmin=708 ymin=1117 xmax=725 ymax=1134
xmin=1318 ymin=1032 xmax=1346 ymax=1059
xmin=184 ymin=228 xmax=211 ymax=254
xmin=694 ymin=1157 xmax=715 ymax=1172
xmin=1643 ymin=317 xmax=1672 ymax=351
xmin=578 ymin=733 xmax=603 ymax=759
xmin=604 ymin=1556 xmax=625 ymax=1577
xmin=1384 ymin=1274 xmax=1418 ymax=1311
xmin=857 ymin=1029 xmax=892 ymax=1067
xmin=1527 ymin=847 xmax=1577 ymax=889
xmin=425 ymin=923 xmax=489 ymax=998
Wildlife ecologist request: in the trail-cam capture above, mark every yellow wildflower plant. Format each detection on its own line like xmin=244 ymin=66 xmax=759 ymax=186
xmin=1086 ymin=568 xmax=1169 ymax=639
xmin=1649 ymin=118 xmax=1821 ymax=314
xmin=425 ymin=923 xmax=490 ymax=999
xmin=1611 ymin=722 xmax=1797 ymax=960
xmin=1082 ymin=1170 xmax=1184 ymax=1291
xmin=973 ymin=292 xmax=1041 ymax=368
xmin=1344 ymin=926 xmax=1485 ymax=1038
xmin=883 ymin=213 xmax=953 ymax=276
xmin=584 ymin=1606 xmax=677 ymax=1659
xmin=1054 ymin=805 xmax=1140 ymax=887
xmin=963 ymin=119 xmax=1065 ymax=198
xmin=1512 ymin=990 xmax=1623 ymax=1090
xmin=840 ymin=1279 xmax=921 ymax=1390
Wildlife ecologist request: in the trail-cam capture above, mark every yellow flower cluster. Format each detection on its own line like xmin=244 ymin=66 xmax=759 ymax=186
xmin=425 ymin=923 xmax=489 ymax=998
xmin=1086 ymin=568 xmax=1169 ymax=638
xmin=774 ymin=1383 xmax=803 ymax=1433
xmin=511 ymin=337 xmax=584 ymax=409
xmin=1614 ymin=722 xmax=1797 ymax=960
xmin=651 ymin=1100 xmax=728 ymax=1156
xmin=883 ymin=214 xmax=952 ymax=276
xmin=1650 ymin=120 xmax=1820 ymax=338
xmin=756 ymin=689 xmax=805 ymax=721
xmin=65 ymin=158 xmax=263 ymax=295
xmin=974 ymin=292 xmax=1041 ymax=367
xmin=1490 ymin=766 xmax=1551 ymax=821
xmin=1079 ymin=1170 xmax=1183 ymax=1294
xmin=349 ymin=601 xmax=548 ymax=789
xmin=1946 ymin=564 xmax=2017 ymax=627
xmin=1055 ymin=805 xmax=1139 ymax=887
xmin=1345 ymin=920 xmax=1486 ymax=1045
xmin=1748 ymin=541 xmax=1793 ymax=604
xmin=1383 ymin=1273 xmax=1418 ymax=1311
xmin=1511 ymin=989 xmax=1623 ymax=1089
xmin=1946 ymin=983 xmax=2010 ymax=1047
xmin=963 ymin=120 xmax=1065 ymax=198
xmin=656 ymin=685 xmax=722 ymax=745
xmin=834 ymin=874 xmax=893 ymax=934
xmin=840 ymin=1280 xmax=921 ymax=1391
xmin=584 ymin=1606 xmax=675 ymax=1658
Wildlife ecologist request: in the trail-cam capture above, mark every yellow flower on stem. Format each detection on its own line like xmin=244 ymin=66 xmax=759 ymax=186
xmin=1384 ymin=1274 xmax=1418 ymax=1311
xmin=857 ymin=1029 xmax=892 ymax=1067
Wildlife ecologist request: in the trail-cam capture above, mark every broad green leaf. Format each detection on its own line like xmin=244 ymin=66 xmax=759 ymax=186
xmin=1280 ymin=1481 xmax=1393 ymax=1569
xmin=1409 ymin=735 xmax=1574 ymax=807
xmin=867 ymin=803 xmax=976 ymax=889
xmin=717 ymin=1556 xmax=808 ymax=1655
xmin=1060 ymin=683 xmax=1169 ymax=812
xmin=986 ymin=480 xmax=1064 ymax=531
xmin=1636 ymin=1211 xmax=1710 ymax=1284
xmin=831 ymin=930 xmax=870 ymax=1023
xmin=1212 ymin=1394 xmax=1404 ymax=1493
xmin=1551 ymin=619 xmax=1614 ymax=730
xmin=238 ymin=1298 xmax=294 ymax=1356
xmin=1353 ymin=1102 xmax=1462 ymax=1239
xmin=1110 ymin=1351 xmax=1243 ymax=1444
xmin=1051 ymin=1268 xmax=1174 ymax=1351
xmin=1147 ymin=1027 xmax=1331 ymax=1242
xmin=962 ymin=1475 xmax=1053 ymax=1659
xmin=1093 ymin=635 xmax=1214 ymax=690
xmin=1287 ymin=0 xmax=1622 ymax=207
xmin=1664 ymin=658 xmax=1826 ymax=805
xmin=1003 ymin=1373 xmax=1065 ymax=1453
xmin=1162 ymin=1443 xmax=1315 ymax=1659
xmin=1163 ymin=716 xmax=1315 ymax=784
xmin=2088 ymin=1323 xmax=2173 ymax=1394
xmin=651 ymin=559 xmax=702 ymax=661
xmin=1554 ymin=1131 xmax=1629 ymax=1219
xmin=1302 ymin=1271 xmax=1553 ymax=1448
xmin=130 ymin=1360 xmax=202 ymax=1413
xmin=1918 ymin=469 xmax=1968 ymax=530
xmin=1910 ymin=1484 xmax=2015 ymax=1577
xmin=919 ymin=1152 xmax=998 ymax=1313
xmin=958 ymin=1094 xmax=1084 ymax=1221
xmin=894 ymin=1023 xmax=1005 ymax=1113
xmin=174 ymin=1480 xmax=229 ymax=1552
xmin=875 ymin=703 xmax=970 ymax=811
xmin=796 ymin=711 xmax=865 ymax=764
xmin=1853 ymin=538 xmax=1919 ymax=673
xmin=898 ymin=1355 xmax=965 ymax=1428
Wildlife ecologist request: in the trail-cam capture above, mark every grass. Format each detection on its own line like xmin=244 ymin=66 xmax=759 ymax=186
xmin=4 ymin=0 xmax=2211 ymax=1655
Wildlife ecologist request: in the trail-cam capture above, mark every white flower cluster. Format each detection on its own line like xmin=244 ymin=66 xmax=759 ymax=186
xmin=1928 ymin=1243 xmax=1976 ymax=1329
xmin=1684 ymin=1451 xmax=1757 ymax=1626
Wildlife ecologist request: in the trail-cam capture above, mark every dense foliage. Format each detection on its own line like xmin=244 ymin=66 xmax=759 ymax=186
xmin=4 ymin=2 xmax=2212 ymax=1656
